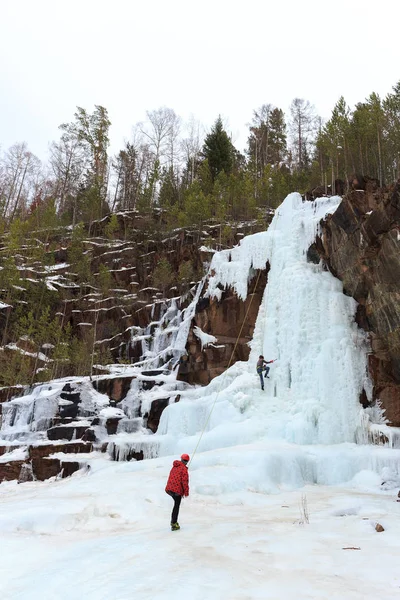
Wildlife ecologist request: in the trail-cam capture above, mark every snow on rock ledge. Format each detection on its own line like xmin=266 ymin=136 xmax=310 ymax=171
xmin=193 ymin=326 xmax=218 ymax=349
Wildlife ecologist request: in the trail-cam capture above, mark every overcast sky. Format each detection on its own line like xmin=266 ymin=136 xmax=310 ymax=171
xmin=1 ymin=0 xmax=399 ymax=161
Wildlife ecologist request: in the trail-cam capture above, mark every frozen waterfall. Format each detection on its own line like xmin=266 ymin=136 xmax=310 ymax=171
xmin=149 ymin=193 xmax=398 ymax=473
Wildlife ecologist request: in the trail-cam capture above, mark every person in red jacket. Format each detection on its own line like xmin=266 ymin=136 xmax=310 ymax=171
xmin=165 ymin=454 xmax=190 ymax=531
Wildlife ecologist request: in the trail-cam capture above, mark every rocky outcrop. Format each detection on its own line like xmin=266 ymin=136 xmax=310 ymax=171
xmin=93 ymin=375 xmax=136 ymax=403
xmin=178 ymin=269 xmax=268 ymax=385
xmin=47 ymin=425 xmax=91 ymax=441
xmin=29 ymin=442 xmax=92 ymax=459
xmin=31 ymin=457 xmax=81 ymax=481
xmin=0 ymin=460 xmax=26 ymax=481
xmin=146 ymin=398 xmax=171 ymax=432
xmin=0 ymin=441 xmax=91 ymax=482
xmin=0 ymin=216 xmax=267 ymax=380
xmin=0 ymin=215 xmax=273 ymax=477
xmin=318 ymin=180 xmax=400 ymax=425
xmin=0 ymin=386 xmax=24 ymax=404
xmin=0 ymin=366 xmax=183 ymax=477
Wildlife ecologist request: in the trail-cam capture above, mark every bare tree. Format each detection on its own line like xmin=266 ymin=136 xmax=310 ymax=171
xmin=289 ymin=98 xmax=318 ymax=171
xmin=142 ymin=107 xmax=177 ymax=161
xmin=59 ymin=106 xmax=111 ymax=225
xmin=49 ymin=131 xmax=86 ymax=216
xmin=110 ymin=124 xmax=154 ymax=212
xmin=181 ymin=115 xmax=203 ymax=184
xmin=140 ymin=107 xmax=180 ymax=204
xmin=1 ymin=143 xmax=41 ymax=221
xmin=165 ymin=111 xmax=182 ymax=172
xmin=248 ymin=104 xmax=273 ymax=176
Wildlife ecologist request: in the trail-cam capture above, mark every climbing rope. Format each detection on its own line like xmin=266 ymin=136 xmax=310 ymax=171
xmin=188 ymin=209 xmax=281 ymax=469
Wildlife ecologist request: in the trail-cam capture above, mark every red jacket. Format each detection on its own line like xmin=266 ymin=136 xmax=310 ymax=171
xmin=165 ymin=460 xmax=189 ymax=497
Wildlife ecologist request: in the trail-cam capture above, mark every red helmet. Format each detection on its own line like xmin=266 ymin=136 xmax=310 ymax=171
xmin=181 ymin=453 xmax=190 ymax=462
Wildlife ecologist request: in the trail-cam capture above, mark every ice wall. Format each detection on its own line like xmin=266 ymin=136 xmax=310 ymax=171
xmin=251 ymin=193 xmax=370 ymax=444
xmin=128 ymin=281 xmax=205 ymax=370
xmin=155 ymin=193 xmax=377 ymax=455
xmin=0 ymin=385 xmax=60 ymax=442
xmin=0 ymin=381 xmax=110 ymax=443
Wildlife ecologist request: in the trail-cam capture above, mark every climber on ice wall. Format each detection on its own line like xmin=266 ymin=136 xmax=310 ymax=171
xmin=165 ymin=454 xmax=190 ymax=530
xmin=256 ymin=355 xmax=275 ymax=390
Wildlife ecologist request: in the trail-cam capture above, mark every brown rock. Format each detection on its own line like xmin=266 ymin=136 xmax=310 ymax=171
xmin=147 ymin=398 xmax=170 ymax=433
xmin=196 ymin=370 xmax=211 ymax=386
xmin=105 ymin=417 xmax=122 ymax=435
xmin=31 ymin=457 xmax=61 ymax=481
xmin=92 ymin=376 xmax=136 ymax=402
xmin=378 ymin=387 xmax=400 ymax=427
xmin=82 ymin=428 xmax=97 ymax=442
xmin=29 ymin=442 xmax=92 ymax=460
xmin=319 ymin=181 xmax=400 ymax=423
xmin=60 ymin=461 xmax=81 ymax=478
xmin=0 ymin=445 xmax=16 ymax=456
xmin=375 ymin=523 xmax=385 ymax=532
xmin=47 ymin=425 xmax=89 ymax=441
xmin=0 ymin=460 xmax=25 ymax=482
xmin=179 ymin=268 xmax=268 ymax=386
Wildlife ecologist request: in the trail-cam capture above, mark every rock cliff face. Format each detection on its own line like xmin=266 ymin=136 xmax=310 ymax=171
xmin=178 ymin=269 xmax=268 ymax=385
xmin=317 ymin=181 xmax=400 ymax=425
xmin=3 ymin=188 xmax=400 ymax=484
xmin=0 ymin=217 xmax=269 ymax=482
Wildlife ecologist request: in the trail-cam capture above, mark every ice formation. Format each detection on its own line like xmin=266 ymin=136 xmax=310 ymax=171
xmin=193 ymin=326 xmax=218 ymax=349
xmin=131 ymin=193 xmax=400 ymax=484
xmin=153 ymin=195 xmax=371 ymax=447
xmin=2 ymin=193 xmax=400 ymax=490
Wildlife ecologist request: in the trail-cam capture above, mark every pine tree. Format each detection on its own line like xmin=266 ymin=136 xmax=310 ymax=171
xmin=105 ymin=213 xmax=118 ymax=239
xmin=178 ymin=261 xmax=196 ymax=293
xmin=152 ymin=258 xmax=174 ymax=295
xmin=112 ymin=143 xmax=141 ymax=211
xmin=158 ymin=166 xmax=180 ymax=209
xmin=268 ymin=108 xmax=287 ymax=166
xmin=68 ymin=222 xmax=92 ymax=288
xmin=202 ymin=116 xmax=234 ymax=181
xmin=317 ymin=97 xmax=351 ymax=191
xmin=60 ymin=106 xmax=111 ymax=223
xmin=365 ymin=92 xmax=385 ymax=184
xmin=98 ymin=263 xmax=112 ymax=295
xmin=183 ymin=180 xmax=212 ymax=230
xmin=247 ymin=105 xmax=287 ymax=203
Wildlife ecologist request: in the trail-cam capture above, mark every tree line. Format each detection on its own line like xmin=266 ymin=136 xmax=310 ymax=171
xmin=1 ymin=80 xmax=399 ymax=235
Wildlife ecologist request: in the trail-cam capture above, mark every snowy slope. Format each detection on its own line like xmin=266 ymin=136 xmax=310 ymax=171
xmin=0 ymin=452 xmax=400 ymax=600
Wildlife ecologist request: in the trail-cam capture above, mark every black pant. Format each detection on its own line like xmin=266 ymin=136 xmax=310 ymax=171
xmin=166 ymin=491 xmax=182 ymax=524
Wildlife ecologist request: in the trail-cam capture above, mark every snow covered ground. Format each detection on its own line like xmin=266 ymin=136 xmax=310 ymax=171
xmin=0 ymin=451 xmax=399 ymax=600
